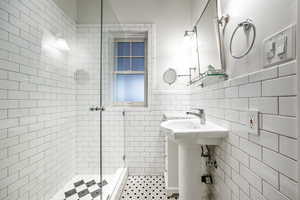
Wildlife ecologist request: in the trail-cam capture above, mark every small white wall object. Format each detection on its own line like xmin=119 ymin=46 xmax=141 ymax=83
xmin=247 ymin=110 xmax=259 ymax=135
xmin=263 ymin=25 xmax=296 ymax=68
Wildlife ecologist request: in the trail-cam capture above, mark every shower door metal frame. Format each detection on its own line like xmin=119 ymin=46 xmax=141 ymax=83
xmin=99 ymin=0 xmax=104 ymax=199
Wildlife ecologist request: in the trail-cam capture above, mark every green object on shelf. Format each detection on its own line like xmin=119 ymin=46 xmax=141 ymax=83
xmin=207 ymin=73 xmax=226 ymax=76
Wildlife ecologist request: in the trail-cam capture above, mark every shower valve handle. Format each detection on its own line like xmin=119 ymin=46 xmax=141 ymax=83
xmin=89 ymin=106 xmax=105 ymax=111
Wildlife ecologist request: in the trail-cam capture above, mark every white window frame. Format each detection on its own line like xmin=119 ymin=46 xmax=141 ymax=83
xmin=113 ymin=36 xmax=148 ymax=107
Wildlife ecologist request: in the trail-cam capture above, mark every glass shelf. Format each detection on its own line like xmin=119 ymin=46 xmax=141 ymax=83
xmin=189 ymin=71 xmax=228 ymax=87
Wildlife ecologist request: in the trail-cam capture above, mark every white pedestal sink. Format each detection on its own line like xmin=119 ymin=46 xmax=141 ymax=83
xmin=160 ymin=119 xmax=228 ymax=200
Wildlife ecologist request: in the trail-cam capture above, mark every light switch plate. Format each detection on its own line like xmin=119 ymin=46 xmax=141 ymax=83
xmin=263 ymin=24 xmax=296 ymax=68
xmin=247 ymin=110 xmax=259 ymax=135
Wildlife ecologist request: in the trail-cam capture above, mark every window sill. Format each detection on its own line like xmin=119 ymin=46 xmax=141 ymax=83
xmin=105 ymin=103 xmax=150 ymax=112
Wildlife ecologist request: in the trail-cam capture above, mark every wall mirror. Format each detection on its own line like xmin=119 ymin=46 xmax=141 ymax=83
xmin=193 ymin=0 xmax=226 ymax=79
xmin=163 ymin=68 xmax=177 ymax=85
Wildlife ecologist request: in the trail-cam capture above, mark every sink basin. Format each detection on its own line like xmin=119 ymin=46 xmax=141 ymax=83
xmin=160 ymin=118 xmax=228 ymax=145
xmin=160 ymin=118 xmax=228 ymax=200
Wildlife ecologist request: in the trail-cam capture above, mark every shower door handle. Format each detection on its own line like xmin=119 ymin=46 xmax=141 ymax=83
xmin=89 ymin=106 xmax=105 ymax=112
xmin=99 ymin=106 xmax=105 ymax=111
xmin=89 ymin=106 xmax=97 ymax=111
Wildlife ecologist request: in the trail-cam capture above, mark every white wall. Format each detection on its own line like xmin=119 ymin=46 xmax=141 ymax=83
xmin=77 ymin=0 xmax=101 ymax=24
xmin=189 ymin=0 xmax=298 ymax=199
xmin=76 ymin=0 xmax=124 ymax=25
xmin=53 ymin=0 xmax=119 ymax=24
xmin=0 ymin=0 xmax=77 ymax=199
xmin=74 ymin=0 xmax=195 ymax=174
xmin=75 ymin=24 xmax=191 ymax=175
xmin=190 ymin=0 xmax=207 ymax=25
xmin=191 ymin=62 xmax=298 ymax=200
xmin=220 ymin=0 xmax=297 ymax=78
xmin=75 ymin=0 xmax=194 ymax=89
xmin=107 ymin=0 xmax=193 ymax=90
xmin=190 ymin=0 xmax=297 ymax=78
xmin=53 ymin=0 xmax=77 ymax=21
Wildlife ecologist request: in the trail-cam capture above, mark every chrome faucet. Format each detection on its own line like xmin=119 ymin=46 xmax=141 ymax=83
xmin=186 ymin=108 xmax=206 ymax=125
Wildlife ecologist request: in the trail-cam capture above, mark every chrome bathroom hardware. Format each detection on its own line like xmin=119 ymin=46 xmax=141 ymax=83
xmin=163 ymin=68 xmax=177 ymax=85
xmin=89 ymin=106 xmax=105 ymax=111
xmin=217 ymin=14 xmax=229 ymax=26
xmin=163 ymin=67 xmax=197 ymax=85
xmin=186 ymin=108 xmax=206 ymax=124
xmin=122 ymin=109 xmax=126 ymax=163
xmin=177 ymin=67 xmax=197 ymax=85
xmin=229 ymin=18 xmax=256 ymax=59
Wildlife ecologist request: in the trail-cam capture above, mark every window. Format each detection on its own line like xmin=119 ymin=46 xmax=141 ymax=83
xmin=113 ymin=38 xmax=147 ymax=106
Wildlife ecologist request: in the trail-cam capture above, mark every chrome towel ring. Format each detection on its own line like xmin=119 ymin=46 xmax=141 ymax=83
xmin=229 ymin=19 xmax=256 ymax=59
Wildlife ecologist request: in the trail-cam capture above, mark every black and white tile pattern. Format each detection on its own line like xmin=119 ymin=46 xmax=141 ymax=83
xmin=63 ymin=179 xmax=108 ymax=200
xmin=120 ymin=176 xmax=178 ymax=200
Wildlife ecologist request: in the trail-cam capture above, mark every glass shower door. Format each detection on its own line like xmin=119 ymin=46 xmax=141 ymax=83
xmin=75 ymin=2 xmax=104 ymax=200
xmin=101 ymin=0 xmax=128 ymax=199
xmin=28 ymin=1 xmax=126 ymax=199
xmin=75 ymin=0 xmax=127 ymax=199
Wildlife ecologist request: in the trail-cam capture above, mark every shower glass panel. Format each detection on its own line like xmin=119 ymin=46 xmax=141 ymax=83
xmin=75 ymin=0 xmax=127 ymax=200
xmin=0 ymin=0 xmax=126 ymax=199
xmin=102 ymin=1 xmax=127 ymax=199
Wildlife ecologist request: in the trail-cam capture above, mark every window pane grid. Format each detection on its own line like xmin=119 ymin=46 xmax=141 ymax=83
xmin=114 ymin=39 xmax=146 ymax=72
xmin=114 ymin=38 xmax=147 ymax=106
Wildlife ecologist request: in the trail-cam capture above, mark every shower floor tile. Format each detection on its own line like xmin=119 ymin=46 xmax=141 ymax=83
xmin=63 ymin=178 xmax=107 ymax=200
xmin=50 ymin=175 xmax=115 ymax=200
xmin=120 ymin=176 xmax=178 ymax=200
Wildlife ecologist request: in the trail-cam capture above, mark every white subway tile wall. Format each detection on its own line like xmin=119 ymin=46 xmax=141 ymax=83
xmin=0 ymin=0 xmax=77 ymax=200
xmin=0 ymin=3 xmax=191 ymax=198
xmin=75 ymin=24 xmax=191 ymax=176
xmin=191 ymin=62 xmax=297 ymax=200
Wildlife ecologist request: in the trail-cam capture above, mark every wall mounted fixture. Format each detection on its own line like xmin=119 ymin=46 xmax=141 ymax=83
xmin=163 ymin=67 xmax=196 ymax=85
xmin=163 ymin=68 xmax=177 ymax=85
xmin=184 ymin=27 xmax=196 ymax=38
xmin=229 ymin=18 xmax=256 ymax=59
xmin=217 ymin=15 xmax=230 ymax=26
xmin=184 ymin=26 xmax=199 ymax=81
xmin=177 ymin=67 xmax=196 ymax=85
xmin=54 ymin=37 xmax=70 ymax=51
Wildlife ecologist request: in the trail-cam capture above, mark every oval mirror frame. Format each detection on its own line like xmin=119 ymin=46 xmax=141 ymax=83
xmin=163 ymin=68 xmax=177 ymax=85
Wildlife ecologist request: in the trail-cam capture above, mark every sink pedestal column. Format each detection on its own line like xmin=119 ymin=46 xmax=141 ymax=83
xmin=178 ymin=144 xmax=203 ymax=200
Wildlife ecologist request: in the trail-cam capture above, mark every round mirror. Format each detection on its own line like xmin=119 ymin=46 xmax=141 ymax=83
xmin=163 ymin=68 xmax=177 ymax=85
